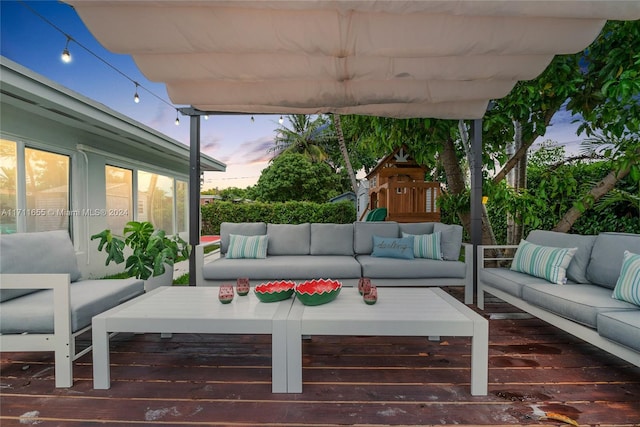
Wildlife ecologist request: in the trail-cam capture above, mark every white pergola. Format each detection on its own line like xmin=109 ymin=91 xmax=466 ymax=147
xmin=66 ymin=0 xmax=640 ymax=287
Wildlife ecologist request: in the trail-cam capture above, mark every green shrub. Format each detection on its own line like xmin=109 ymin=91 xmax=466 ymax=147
xmin=201 ymin=201 xmax=356 ymax=234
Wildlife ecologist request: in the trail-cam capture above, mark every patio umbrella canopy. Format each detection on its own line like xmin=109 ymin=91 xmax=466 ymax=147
xmin=66 ymin=0 xmax=640 ymax=286
xmin=65 ymin=0 xmax=640 ymax=120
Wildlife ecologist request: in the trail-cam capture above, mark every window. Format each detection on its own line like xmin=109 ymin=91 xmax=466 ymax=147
xmin=25 ymin=147 xmax=70 ymax=232
xmin=176 ymin=180 xmax=188 ymax=234
xmin=138 ymin=170 xmax=174 ymax=234
xmin=105 ymin=165 xmax=133 ymax=232
xmin=0 ymin=140 xmax=70 ymax=234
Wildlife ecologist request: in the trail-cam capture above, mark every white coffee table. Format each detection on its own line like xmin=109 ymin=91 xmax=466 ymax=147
xmin=286 ymin=287 xmax=488 ymax=395
xmin=92 ymin=286 xmax=293 ymax=392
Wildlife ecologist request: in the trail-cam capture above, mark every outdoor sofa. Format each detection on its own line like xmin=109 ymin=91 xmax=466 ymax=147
xmin=477 ymin=230 xmax=640 ymax=366
xmin=0 ymin=230 xmax=144 ymax=387
xmin=196 ymin=221 xmax=473 ymax=304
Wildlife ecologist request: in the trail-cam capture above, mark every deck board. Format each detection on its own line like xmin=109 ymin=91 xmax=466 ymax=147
xmin=2 ymin=287 xmax=639 ymax=426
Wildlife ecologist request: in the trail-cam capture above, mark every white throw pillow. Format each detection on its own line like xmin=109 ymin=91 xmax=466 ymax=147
xmin=226 ymin=234 xmax=268 ymax=259
xmin=611 ymin=250 xmax=640 ymax=306
xmin=510 ymin=240 xmax=577 ymax=285
xmin=402 ymin=232 xmax=442 ymax=260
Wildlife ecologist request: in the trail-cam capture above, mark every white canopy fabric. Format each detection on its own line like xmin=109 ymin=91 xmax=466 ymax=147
xmin=66 ymin=0 xmax=640 ymax=120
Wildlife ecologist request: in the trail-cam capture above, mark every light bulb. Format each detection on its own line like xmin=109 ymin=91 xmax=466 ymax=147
xmin=133 ymin=83 xmax=140 ymax=103
xmin=203 ymin=115 xmax=209 ymax=120
xmin=61 ymin=37 xmax=72 ymax=63
xmin=175 ymin=116 xmax=180 ymax=126
xmin=279 ymin=116 xmax=284 ymax=124
xmin=251 ymin=116 xmax=255 ymax=122
xmin=61 ymin=48 xmax=71 ymax=63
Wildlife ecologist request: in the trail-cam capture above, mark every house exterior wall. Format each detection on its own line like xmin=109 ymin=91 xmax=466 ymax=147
xmin=0 ymin=58 xmax=225 ymax=279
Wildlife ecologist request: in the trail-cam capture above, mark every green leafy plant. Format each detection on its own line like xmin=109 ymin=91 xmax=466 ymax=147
xmin=91 ymin=221 xmax=189 ymax=280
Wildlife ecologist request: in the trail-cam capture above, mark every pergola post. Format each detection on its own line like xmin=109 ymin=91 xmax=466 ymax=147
xmin=188 ymin=114 xmax=201 ymax=286
xmin=470 ymin=119 xmax=483 ymax=302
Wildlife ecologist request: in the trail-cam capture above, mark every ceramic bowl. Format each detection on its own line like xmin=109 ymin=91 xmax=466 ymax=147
xmin=296 ymin=279 xmax=342 ymax=306
xmin=254 ymin=280 xmax=295 ymax=302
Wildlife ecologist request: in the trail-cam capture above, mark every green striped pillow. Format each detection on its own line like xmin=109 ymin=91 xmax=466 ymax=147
xmin=612 ymin=251 xmax=640 ymax=306
xmin=510 ymin=240 xmax=577 ymax=285
xmin=402 ymin=232 xmax=442 ymax=260
xmin=226 ymin=234 xmax=268 ymax=259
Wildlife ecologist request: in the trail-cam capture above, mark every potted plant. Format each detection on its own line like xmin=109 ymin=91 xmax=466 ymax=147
xmin=91 ymin=221 xmax=189 ymax=287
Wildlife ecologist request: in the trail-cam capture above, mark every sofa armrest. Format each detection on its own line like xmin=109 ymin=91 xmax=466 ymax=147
xmin=462 ymin=243 xmax=473 ymax=304
xmin=476 ymin=245 xmax=519 ymax=310
xmin=0 ymin=273 xmax=73 ymax=387
xmin=195 ymin=241 xmax=219 ymax=286
xmin=477 ymin=245 xmax=519 ymax=269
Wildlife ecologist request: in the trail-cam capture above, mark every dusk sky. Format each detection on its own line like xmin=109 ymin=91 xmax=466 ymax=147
xmin=1 ymin=0 xmax=585 ymax=189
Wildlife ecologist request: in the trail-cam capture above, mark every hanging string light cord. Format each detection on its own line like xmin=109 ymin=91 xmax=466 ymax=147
xmin=17 ymin=0 xmax=177 ymax=112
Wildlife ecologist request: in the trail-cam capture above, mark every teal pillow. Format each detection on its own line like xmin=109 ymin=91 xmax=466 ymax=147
xmin=402 ymin=231 xmax=442 ymax=260
xmin=226 ymin=234 xmax=268 ymax=259
xmin=612 ymin=251 xmax=640 ymax=306
xmin=371 ymin=235 xmax=414 ymax=260
xmin=510 ymin=240 xmax=577 ymax=285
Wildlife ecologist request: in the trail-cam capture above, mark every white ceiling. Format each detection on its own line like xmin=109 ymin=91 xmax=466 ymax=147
xmin=67 ymin=1 xmax=640 ymax=119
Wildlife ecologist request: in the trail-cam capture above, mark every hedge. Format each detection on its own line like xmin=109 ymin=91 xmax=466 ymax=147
xmin=201 ymin=201 xmax=357 ymax=235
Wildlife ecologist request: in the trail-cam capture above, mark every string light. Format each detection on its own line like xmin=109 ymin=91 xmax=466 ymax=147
xmin=251 ymin=116 xmax=255 ymax=122
xmin=61 ymin=36 xmax=72 ymax=63
xmin=175 ymin=109 xmax=180 ymax=126
xmin=133 ymin=82 xmax=140 ymax=103
xmin=203 ymin=115 xmax=209 ymax=120
xmin=18 ymin=0 xmax=182 ymax=125
xmin=279 ymin=115 xmax=284 ymax=124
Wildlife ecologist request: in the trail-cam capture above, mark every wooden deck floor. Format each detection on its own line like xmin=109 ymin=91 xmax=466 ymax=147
xmin=1 ymin=287 xmax=639 ymax=426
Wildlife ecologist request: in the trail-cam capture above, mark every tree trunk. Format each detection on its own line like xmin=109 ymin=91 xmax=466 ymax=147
xmin=492 ymin=108 xmax=555 ymax=185
xmin=332 ymin=114 xmax=358 ymax=194
xmin=507 ymin=120 xmax=526 ymax=244
xmin=553 ymin=166 xmax=631 ymax=233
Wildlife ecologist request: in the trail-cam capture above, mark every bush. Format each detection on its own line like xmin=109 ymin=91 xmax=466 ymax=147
xmin=201 ymin=200 xmax=357 ymax=234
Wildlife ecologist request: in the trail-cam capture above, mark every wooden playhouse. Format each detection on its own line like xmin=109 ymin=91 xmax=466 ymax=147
xmin=364 ymin=146 xmax=441 ymax=223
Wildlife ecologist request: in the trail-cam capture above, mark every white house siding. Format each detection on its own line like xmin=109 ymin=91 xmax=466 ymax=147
xmin=0 ymin=57 xmax=225 ymax=279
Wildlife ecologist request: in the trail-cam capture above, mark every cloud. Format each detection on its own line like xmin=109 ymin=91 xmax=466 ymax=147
xmin=233 ymin=136 xmax=275 ymax=165
xmin=201 ymin=135 xmax=223 ymax=153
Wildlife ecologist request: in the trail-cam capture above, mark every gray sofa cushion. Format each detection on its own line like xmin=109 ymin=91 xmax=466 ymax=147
xmin=587 ymin=232 xmax=640 ymax=289
xmin=267 ymin=223 xmax=310 ymax=255
xmin=398 ymin=222 xmax=435 ymax=236
xmin=480 ymin=268 xmax=553 ymax=299
xmin=522 ymin=284 xmax=638 ymax=328
xmin=0 ymin=230 xmax=82 ymax=302
xmin=310 ymin=223 xmax=354 ymax=256
xmin=353 ymin=221 xmax=399 ymax=254
xmin=434 ymin=223 xmax=463 ymax=261
xmin=357 ymin=255 xmax=466 ymax=279
xmin=526 ymin=230 xmax=596 ymax=284
xmin=202 ymin=255 xmax=361 ymax=281
xmin=220 ymin=222 xmax=266 ymax=255
xmin=597 ymin=311 xmax=640 ymax=352
xmin=0 ymin=278 xmax=144 ymax=334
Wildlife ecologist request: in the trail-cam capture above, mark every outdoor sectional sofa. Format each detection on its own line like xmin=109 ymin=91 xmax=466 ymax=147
xmin=0 ymin=230 xmax=145 ymax=387
xmin=196 ymin=221 xmax=473 ymax=304
xmin=477 ymin=230 xmax=640 ymax=366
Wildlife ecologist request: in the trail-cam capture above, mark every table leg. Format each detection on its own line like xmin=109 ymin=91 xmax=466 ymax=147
xmin=286 ymin=305 xmax=304 ymax=393
xmin=470 ymin=318 xmax=489 ymax=396
xmin=92 ymin=316 xmax=111 ymax=389
xmin=271 ymin=304 xmax=289 ymax=393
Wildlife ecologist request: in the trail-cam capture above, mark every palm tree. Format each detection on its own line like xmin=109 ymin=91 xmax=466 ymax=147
xmin=271 ymin=115 xmax=330 ymax=163
xmin=332 ymin=114 xmax=358 ymax=194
